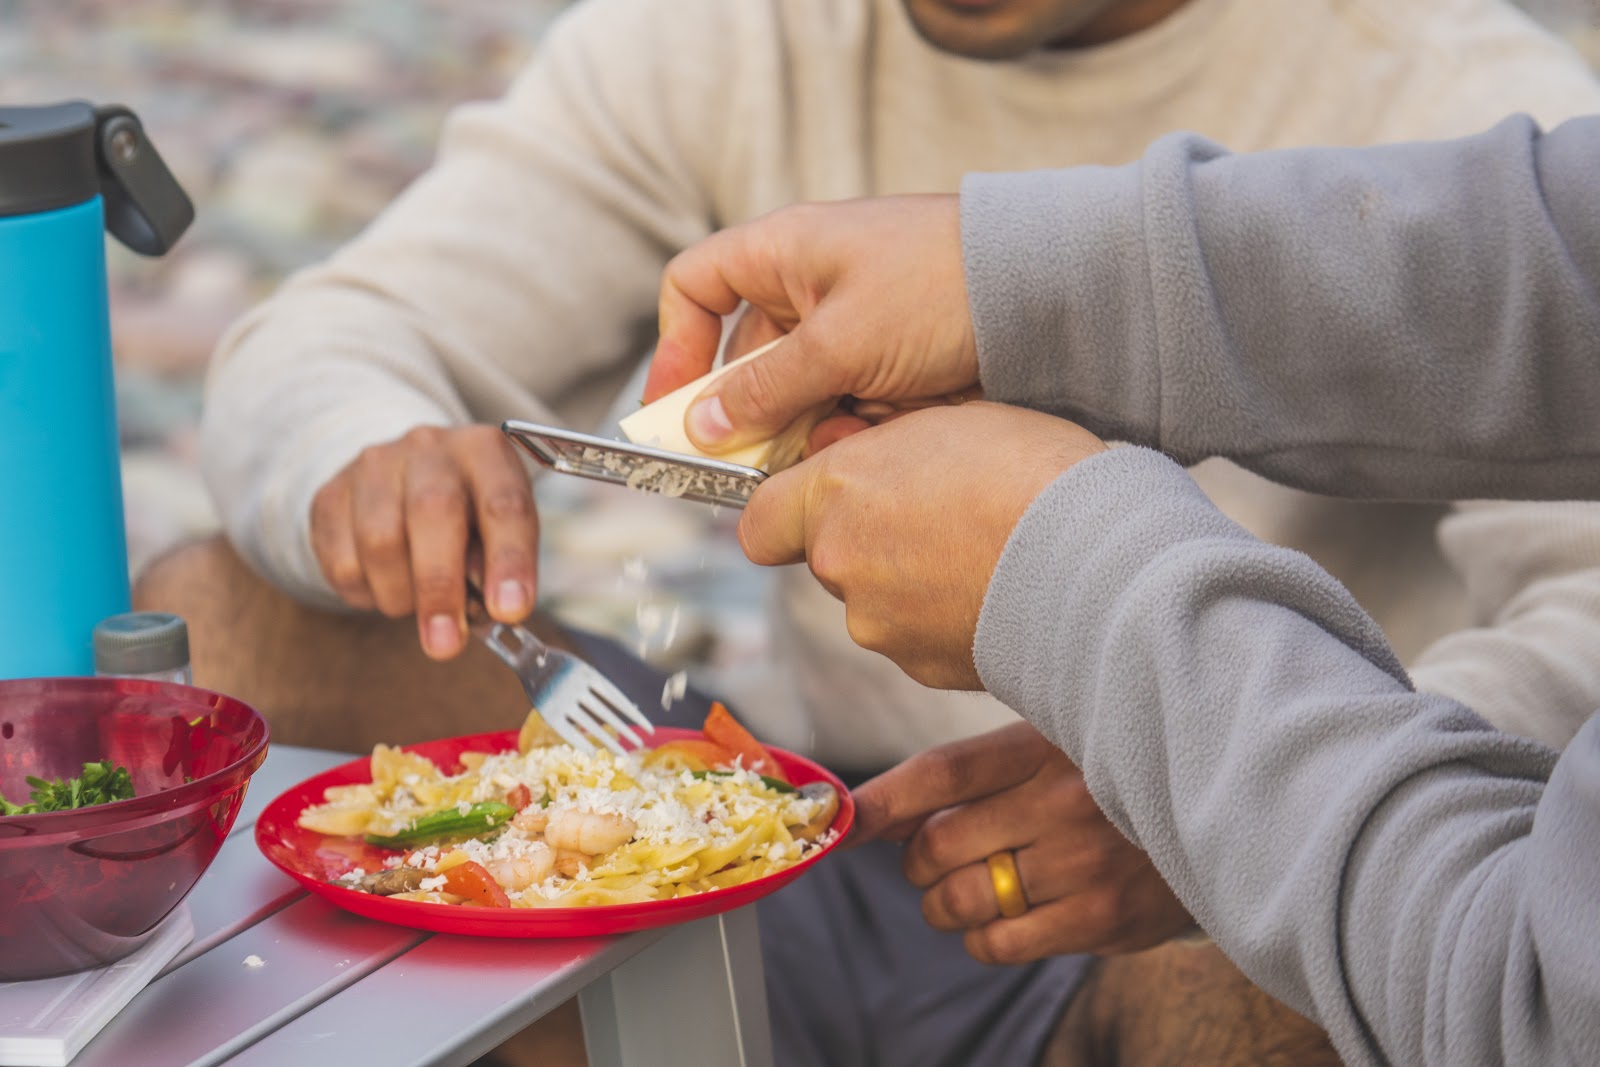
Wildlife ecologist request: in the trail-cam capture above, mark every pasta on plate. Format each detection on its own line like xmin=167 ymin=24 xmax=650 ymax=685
xmin=296 ymin=704 xmax=840 ymax=909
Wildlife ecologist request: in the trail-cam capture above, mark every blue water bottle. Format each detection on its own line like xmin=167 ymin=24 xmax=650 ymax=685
xmin=0 ymin=103 xmax=192 ymax=679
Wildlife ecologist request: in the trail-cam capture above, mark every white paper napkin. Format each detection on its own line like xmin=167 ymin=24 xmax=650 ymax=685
xmin=0 ymin=906 xmax=193 ymax=1067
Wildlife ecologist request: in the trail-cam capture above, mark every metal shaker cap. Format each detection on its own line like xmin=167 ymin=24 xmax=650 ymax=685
xmin=93 ymin=612 xmax=190 ymax=676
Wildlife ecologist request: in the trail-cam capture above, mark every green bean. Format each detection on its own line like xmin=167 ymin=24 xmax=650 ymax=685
xmin=363 ymin=801 xmax=516 ymax=849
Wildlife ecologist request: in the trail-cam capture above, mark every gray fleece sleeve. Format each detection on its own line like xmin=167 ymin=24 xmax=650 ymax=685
xmin=974 ymin=445 xmax=1600 ymax=1067
xmin=961 ymin=114 xmax=1600 ymax=501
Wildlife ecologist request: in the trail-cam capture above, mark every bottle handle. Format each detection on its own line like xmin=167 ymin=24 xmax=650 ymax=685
xmin=93 ymin=104 xmax=194 ymax=257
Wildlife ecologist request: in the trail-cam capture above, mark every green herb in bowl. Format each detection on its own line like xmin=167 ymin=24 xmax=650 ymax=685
xmin=0 ymin=760 xmax=136 ymax=815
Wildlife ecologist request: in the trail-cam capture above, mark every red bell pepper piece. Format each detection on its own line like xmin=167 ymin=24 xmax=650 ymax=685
xmin=441 ymin=860 xmax=511 ymax=907
xmin=702 ymin=702 xmax=788 ymax=783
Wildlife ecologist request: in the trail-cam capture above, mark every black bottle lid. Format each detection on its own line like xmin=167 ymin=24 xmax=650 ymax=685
xmin=0 ymin=101 xmax=97 ymax=218
xmin=0 ymin=100 xmax=192 ymax=255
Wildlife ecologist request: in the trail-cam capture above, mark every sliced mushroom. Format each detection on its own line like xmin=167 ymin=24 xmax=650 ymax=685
xmin=786 ymin=782 xmax=840 ymax=842
xmin=352 ymin=867 xmax=432 ymax=895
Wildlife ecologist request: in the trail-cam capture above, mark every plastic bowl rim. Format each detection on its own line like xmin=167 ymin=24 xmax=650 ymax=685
xmin=0 ymin=677 xmax=271 ymax=845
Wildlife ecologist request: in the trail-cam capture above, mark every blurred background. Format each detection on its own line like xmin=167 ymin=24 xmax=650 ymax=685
xmin=2 ymin=0 xmax=1597 ymax=693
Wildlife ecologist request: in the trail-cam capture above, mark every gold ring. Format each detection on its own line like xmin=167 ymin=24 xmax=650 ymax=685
xmin=986 ymin=850 xmax=1029 ymax=919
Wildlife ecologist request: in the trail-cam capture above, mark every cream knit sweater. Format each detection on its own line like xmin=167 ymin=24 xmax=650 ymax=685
xmin=203 ymin=0 xmax=1600 ymax=766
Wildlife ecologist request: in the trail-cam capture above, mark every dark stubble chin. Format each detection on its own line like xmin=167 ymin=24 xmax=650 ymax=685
xmin=900 ymin=0 xmax=1184 ymax=61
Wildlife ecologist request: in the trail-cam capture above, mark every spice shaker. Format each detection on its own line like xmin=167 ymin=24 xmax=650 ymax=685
xmin=92 ymin=611 xmax=192 ymax=685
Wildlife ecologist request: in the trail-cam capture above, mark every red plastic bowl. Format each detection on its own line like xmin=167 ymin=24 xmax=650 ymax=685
xmin=256 ymin=727 xmax=853 ymax=938
xmin=0 ymin=677 xmax=270 ymax=980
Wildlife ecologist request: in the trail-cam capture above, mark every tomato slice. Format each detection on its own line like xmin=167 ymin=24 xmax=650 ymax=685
xmin=506 ymin=783 xmax=534 ymax=811
xmin=702 ymin=702 xmax=788 ymax=783
xmin=441 ymin=860 xmax=511 ymax=907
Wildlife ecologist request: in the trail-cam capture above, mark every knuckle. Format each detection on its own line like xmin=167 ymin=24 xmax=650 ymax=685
xmin=456 ymin=423 xmax=502 ymax=447
xmin=402 ymin=424 xmax=448 ymax=450
xmin=840 ymin=607 xmax=870 ymax=647
xmin=457 ymin=424 xmax=520 ymax=463
xmin=479 ymin=486 xmax=535 ymax=524
xmin=920 ymin=887 xmax=956 ymax=930
xmin=1055 ymin=772 xmax=1095 ymax=814
xmin=355 ymin=444 xmax=390 ymax=478
xmin=324 ymin=558 xmax=366 ymax=591
xmin=354 ymin=520 xmax=407 ymax=562
xmin=487 ymin=547 xmax=534 ymax=583
xmin=412 ymin=570 xmax=462 ymax=608
xmin=843 ymin=609 xmax=891 ymax=657
xmin=976 ymin=923 xmax=1028 ymax=966
xmin=407 ymin=479 xmax=469 ymax=518
xmin=809 ymin=542 xmax=849 ymax=601
xmin=806 ymin=539 xmax=841 ymax=586
xmin=905 ymin=658 xmax=958 ymax=689
xmin=803 ymin=448 xmax=856 ymax=516
xmin=915 ymin=819 xmax=962 ymax=873
xmin=942 ymin=873 xmax=991 ymax=925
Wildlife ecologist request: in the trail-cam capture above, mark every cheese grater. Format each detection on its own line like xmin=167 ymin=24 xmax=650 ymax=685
xmin=502 ymin=419 xmax=767 ymax=509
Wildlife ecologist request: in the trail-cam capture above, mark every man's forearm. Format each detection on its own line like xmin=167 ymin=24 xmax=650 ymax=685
xmin=202 ymin=0 xmax=733 ymax=602
xmin=973 ymin=446 xmax=1597 ymax=1067
xmin=961 ymin=114 xmax=1600 ymax=501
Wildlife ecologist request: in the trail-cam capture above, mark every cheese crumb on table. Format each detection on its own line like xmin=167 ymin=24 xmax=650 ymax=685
xmin=243 ymin=955 xmax=265 ymax=969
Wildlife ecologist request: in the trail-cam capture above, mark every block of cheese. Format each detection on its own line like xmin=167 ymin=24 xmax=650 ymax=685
xmin=620 ymin=339 xmax=830 ymax=473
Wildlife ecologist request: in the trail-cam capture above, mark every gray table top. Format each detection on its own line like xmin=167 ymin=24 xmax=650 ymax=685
xmin=69 ymin=743 xmax=666 ymax=1067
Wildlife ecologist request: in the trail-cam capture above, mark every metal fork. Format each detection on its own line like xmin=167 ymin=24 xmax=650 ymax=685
xmin=464 ymin=579 xmax=655 ymax=757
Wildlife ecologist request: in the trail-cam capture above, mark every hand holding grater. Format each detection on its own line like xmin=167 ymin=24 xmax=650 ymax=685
xmin=502 ymin=338 xmax=832 ymax=510
xmin=501 ymin=420 xmax=768 ymax=509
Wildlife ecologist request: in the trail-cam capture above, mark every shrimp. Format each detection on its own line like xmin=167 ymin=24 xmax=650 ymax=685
xmin=512 ymin=807 xmax=549 ymax=833
xmin=544 ymin=809 xmax=636 ymax=856
xmin=553 ymin=849 xmax=591 ymax=878
xmin=484 ymin=846 xmax=556 ymax=891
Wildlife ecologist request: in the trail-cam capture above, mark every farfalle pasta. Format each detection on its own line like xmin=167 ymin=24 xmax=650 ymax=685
xmin=297 ymin=704 xmax=839 ymax=908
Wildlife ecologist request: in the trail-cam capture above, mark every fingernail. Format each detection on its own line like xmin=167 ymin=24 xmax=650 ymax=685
xmin=688 ymin=396 xmax=733 ymax=444
xmin=494 ymin=579 xmax=529 ymax=618
xmin=426 ymin=614 xmax=460 ymax=657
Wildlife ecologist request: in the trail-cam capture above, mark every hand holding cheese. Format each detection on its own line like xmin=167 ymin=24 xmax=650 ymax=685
xmin=651 ymin=195 xmax=979 ymax=456
xmin=621 ymin=338 xmax=833 ymax=473
xmin=737 ymin=401 xmax=1105 ymax=690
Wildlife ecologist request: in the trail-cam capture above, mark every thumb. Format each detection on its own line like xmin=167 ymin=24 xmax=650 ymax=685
xmin=686 ymin=318 xmax=857 ymax=452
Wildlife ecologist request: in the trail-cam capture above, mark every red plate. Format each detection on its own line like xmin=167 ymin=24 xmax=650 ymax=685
xmin=255 ymin=727 xmax=853 ymax=937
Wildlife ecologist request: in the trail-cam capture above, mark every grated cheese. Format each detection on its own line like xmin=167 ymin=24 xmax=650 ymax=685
xmin=661 ymin=670 xmax=688 ymax=710
xmin=348 ymin=737 xmax=831 ymax=905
